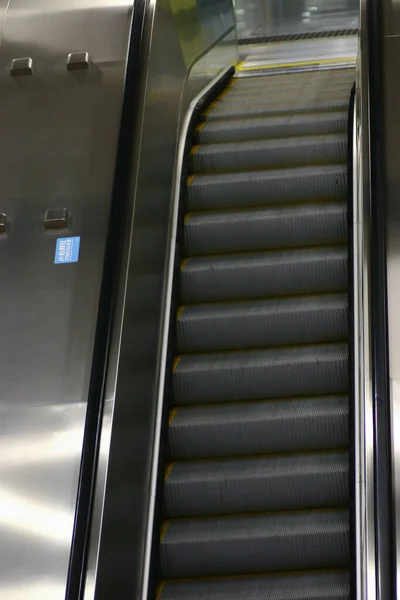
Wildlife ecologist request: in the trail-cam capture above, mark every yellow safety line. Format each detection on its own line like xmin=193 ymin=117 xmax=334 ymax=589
xmin=190 ymin=145 xmax=200 ymax=155
xmin=176 ymin=306 xmax=185 ymax=320
xmin=187 ymin=175 xmax=196 ymax=186
xmin=236 ymin=57 xmax=355 ymax=72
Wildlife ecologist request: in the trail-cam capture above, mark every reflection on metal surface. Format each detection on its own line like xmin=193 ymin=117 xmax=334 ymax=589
xmin=235 ymin=0 xmax=359 ymax=39
xmin=237 ymin=35 xmax=357 ymax=68
xmin=85 ymin=0 xmax=237 ymax=597
xmin=0 ymin=212 xmax=7 ymax=233
xmin=10 ymin=57 xmax=32 ymax=75
xmin=357 ymin=0 xmax=378 ymax=593
xmin=354 ymin=41 xmax=377 ymax=597
xmin=0 ymin=404 xmax=86 ymax=596
xmin=0 ymin=488 xmax=72 ymax=545
xmin=381 ymin=0 xmax=400 ymax=587
xmin=0 ymin=0 xmax=135 ymax=597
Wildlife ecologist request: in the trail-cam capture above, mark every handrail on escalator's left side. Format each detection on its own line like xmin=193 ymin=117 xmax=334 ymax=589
xmin=65 ymin=3 xmax=146 ymax=599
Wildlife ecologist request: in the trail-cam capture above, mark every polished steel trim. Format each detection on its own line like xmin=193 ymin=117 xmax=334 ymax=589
xmin=139 ymin=64 xmax=233 ymax=600
xmin=356 ymin=18 xmax=377 ymax=596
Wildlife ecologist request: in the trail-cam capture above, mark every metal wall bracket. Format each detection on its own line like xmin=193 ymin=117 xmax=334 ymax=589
xmin=10 ymin=57 xmax=33 ymax=76
xmin=67 ymin=52 xmax=90 ymax=71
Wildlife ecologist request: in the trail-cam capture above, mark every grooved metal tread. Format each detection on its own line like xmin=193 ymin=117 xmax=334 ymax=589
xmin=156 ymin=67 xmax=354 ymax=598
xmin=204 ymin=97 xmax=350 ymax=120
xmin=160 ymin=509 xmax=349 ymax=578
xmin=158 ymin=571 xmax=350 ymax=600
xmin=168 ymin=395 xmax=349 ymax=460
xmin=190 ymin=134 xmax=347 ymax=174
xmin=184 ymin=201 xmax=347 ymax=256
xmin=196 ymin=111 xmax=348 ymax=144
xmin=165 ymin=452 xmax=349 ymax=517
xmin=180 ymin=246 xmax=348 ymax=303
xmin=177 ymin=294 xmax=348 ymax=352
xmin=187 ymin=164 xmax=347 ymax=210
xmin=173 ymin=343 xmax=348 ymax=405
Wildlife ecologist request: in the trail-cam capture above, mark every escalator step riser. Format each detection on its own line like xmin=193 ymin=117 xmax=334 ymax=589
xmin=158 ymin=571 xmax=351 ymax=600
xmin=196 ymin=112 xmax=348 ymax=144
xmin=184 ymin=202 xmax=347 ymax=256
xmin=190 ymin=135 xmax=347 ymax=174
xmin=205 ymin=98 xmax=349 ymax=121
xmin=180 ymin=247 xmax=348 ymax=304
xmin=177 ymin=295 xmax=348 ymax=353
xmin=160 ymin=510 xmax=349 ymax=578
xmin=173 ymin=344 xmax=348 ymax=405
xmin=164 ymin=453 xmax=349 ymax=517
xmin=168 ymin=396 xmax=349 ymax=460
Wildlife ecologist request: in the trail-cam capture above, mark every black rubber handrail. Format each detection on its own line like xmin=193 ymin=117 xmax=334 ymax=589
xmin=366 ymin=0 xmax=396 ymax=595
xmin=65 ymin=3 xmax=146 ymax=599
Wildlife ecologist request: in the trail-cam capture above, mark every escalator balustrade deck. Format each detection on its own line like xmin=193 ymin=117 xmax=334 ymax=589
xmin=157 ymin=67 xmax=354 ymax=600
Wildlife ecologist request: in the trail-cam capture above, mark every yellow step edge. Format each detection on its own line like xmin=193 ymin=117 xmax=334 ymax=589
xmin=237 ymin=57 xmax=355 ymax=72
xmin=165 ymin=448 xmax=349 ymax=469
xmin=169 ymin=407 xmax=178 ymax=425
xmin=164 ymin=462 xmax=174 ymax=482
xmin=168 ymin=393 xmax=349 ymax=413
xmin=161 ymin=505 xmax=348 ymax=527
xmin=176 ymin=306 xmax=185 ymax=320
xmin=172 ymin=356 xmax=182 ymax=371
xmin=160 ymin=521 xmax=169 ymax=542
xmin=156 ymin=582 xmax=165 ymax=600
xmin=159 ymin=566 xmax=349 ymax=585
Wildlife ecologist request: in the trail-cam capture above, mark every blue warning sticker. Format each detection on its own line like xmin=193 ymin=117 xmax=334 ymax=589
xmin=54 ymin=236 xmax=80 ymax=264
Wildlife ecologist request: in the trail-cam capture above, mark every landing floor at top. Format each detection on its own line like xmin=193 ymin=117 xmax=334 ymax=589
xmin=237 ymin=35 xmax=357 ymax=74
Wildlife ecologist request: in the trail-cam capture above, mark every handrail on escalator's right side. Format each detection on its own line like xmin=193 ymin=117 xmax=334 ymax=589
xmin=366 ymin=0 xmax=396 ymax=594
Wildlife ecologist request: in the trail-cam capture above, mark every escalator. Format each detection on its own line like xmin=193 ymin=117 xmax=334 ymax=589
xmin=156 ymin=66 xmax=355 ymax=600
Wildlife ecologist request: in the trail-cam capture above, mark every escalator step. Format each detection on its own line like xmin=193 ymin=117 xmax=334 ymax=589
xmin=216 ymin=89 xmax=349 ymax=110
xmin=190 ymin=134 xmax=347 ymax=174
xmin=180 ymin=247 xmax=347 ymax=303
xmin=176 ymin=294 xmax=348 ymax=353
xmin=173 ymin=343 xmax=348 ymax=405
xmin=231 ymin=70 xmax=354 ymax=89
xmin=155 ymin=66 xmax=354 ymax=598
xmin=187 ymin=165 xmax=347 ymax=211
xmin=196 ymin=112 xmax=348 ymax=144
xmin=160 ymin=509 xmax=349 ymax=578
xmin=164 ymin=452 xmax=349 ymax=517
xmin=228 ymin=80 xmax=355 ymax=98
xmin=187 ymin=164 xmax=347 ymax=210
xmin=205 ymin=97 xmax=349 ymax=120
xmin=168 ymin=396 xmax=349 ymax=460
xmin=158 ymin=571 xmax=350 ymax=600
xmin=184 ymin=202 xmax=347 ymax=256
